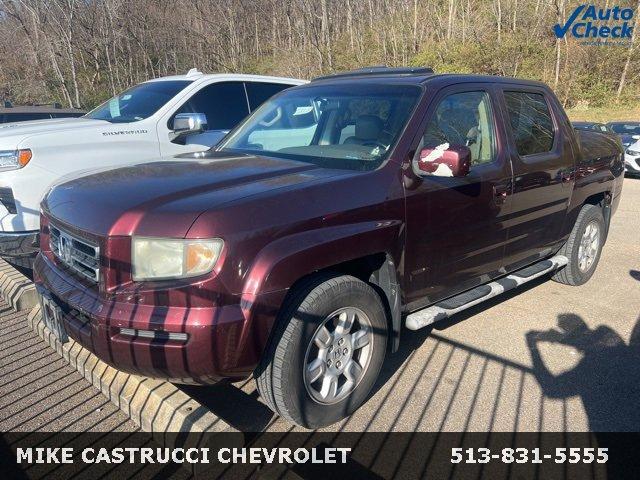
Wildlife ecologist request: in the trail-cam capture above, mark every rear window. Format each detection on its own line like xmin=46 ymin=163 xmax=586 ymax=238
xmin=504 ymin=91 xmax=555 ymax=156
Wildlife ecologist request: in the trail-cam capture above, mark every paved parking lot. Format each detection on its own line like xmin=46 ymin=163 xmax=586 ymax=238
xmin=0 ymin=301 xmax=138 ymax=432
xmin=1 ymin=178 xmax=639 ymax=434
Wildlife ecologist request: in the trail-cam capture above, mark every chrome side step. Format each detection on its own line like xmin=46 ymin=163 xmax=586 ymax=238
xmin=405 ymin=255 xmax=568 ymax=331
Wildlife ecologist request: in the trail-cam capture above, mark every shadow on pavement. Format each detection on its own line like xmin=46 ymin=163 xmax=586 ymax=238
xmin=179 ymin=380 xmax=275 ymax=433
xmin=526 ymin=313 xmax=640 ymax=432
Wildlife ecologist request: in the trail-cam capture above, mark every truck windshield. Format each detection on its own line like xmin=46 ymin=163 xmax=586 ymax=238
xmin=219 ymin=84 xmax=421 ymax=171
xmin=85 ymin=80 xmax=192 ymax=123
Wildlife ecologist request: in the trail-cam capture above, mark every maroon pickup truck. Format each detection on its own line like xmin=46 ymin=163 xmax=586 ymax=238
xmin=34 ymin=67 xmax=624 ymax=428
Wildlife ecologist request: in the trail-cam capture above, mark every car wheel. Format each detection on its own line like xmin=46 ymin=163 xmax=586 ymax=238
xmin=255 ymin=273 xmax=388 ymax=428
xmin=553 ymin=204 xmax=605 ymax=286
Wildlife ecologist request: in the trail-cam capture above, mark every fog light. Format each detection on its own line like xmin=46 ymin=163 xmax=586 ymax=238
xmin=119 ymin=327 xmax=188 ymax=342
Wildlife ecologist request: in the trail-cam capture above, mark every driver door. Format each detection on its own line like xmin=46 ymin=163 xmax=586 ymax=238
xmin=403 ymin=85 xmax=513 ymax=309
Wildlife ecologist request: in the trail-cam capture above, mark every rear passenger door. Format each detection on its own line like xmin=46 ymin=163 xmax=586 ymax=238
xmin=498 ymin=88 xmax=575 ymax=271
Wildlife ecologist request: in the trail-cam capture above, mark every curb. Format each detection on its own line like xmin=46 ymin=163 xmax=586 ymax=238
xmin=27 ymin=305 xmax=239 ymax=435
xmin=0 ymin=258 xmax=37 ymax=311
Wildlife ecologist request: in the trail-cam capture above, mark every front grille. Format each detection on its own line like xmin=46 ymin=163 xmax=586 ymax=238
xmin=49 ymin=224 xmax=100 ymax=283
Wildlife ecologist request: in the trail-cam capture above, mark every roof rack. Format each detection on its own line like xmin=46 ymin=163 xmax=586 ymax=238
xmin=312 ymin=66 xmax=434 ymax=82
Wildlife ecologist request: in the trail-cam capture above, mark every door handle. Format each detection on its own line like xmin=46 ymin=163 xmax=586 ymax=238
xmin=493 ymin=185 xmax=509 ymax=205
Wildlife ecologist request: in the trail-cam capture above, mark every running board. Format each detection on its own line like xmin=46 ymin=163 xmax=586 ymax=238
xmin=405 ymin=255 xmax=568 ymax=330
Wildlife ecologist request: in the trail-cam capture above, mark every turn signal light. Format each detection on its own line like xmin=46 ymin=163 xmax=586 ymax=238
xmin=18 ymin=149 xmax=32 ymax=167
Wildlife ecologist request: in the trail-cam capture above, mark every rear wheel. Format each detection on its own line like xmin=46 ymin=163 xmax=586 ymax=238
xmin=553 ymin=204 xmax=605 ymax=286
xmin=255 ymin=274 xmax=387 ymax=428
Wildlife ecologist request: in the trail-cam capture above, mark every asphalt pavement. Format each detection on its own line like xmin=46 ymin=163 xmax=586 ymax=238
xmin=0 ymin=303 xmax=138 ymax=432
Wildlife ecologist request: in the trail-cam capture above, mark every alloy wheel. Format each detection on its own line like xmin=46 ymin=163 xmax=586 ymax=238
xmin=577 ymin=221 xmax=600 ymax=272
xmin=303 ymin=307 xmax=374 ymax=405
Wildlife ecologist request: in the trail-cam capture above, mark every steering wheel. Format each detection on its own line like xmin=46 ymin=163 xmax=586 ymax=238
xmin=362 ymin=140 xmax=388 ymax=151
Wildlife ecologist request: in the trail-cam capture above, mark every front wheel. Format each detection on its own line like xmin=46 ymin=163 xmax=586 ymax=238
xmin=553 ymin=203 xmax=605 ymax=286
xmin=255 ymin=274 xmax=388 ymax=428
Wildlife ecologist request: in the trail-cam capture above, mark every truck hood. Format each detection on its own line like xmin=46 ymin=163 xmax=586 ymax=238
xmin=43 ymin=151 xmax=354 ymax=237
xmin=0 ymin=117 xmax=109 ymax=145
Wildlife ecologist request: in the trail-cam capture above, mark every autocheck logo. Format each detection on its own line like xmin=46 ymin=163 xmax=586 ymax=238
xmin=553 ymin=4 xmax=635 ymax=44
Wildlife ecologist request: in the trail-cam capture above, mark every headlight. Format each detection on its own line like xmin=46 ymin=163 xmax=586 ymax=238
xmin=626 ymin=149 xmax=640 ymax=156
xmin=0 ymin=149 xmax=32 ymax=169
xmin=132 ymin=237 xmax=224 ymax=281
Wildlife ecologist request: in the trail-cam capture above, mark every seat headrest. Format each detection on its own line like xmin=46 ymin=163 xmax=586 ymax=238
xmin=355 ymin=115 xmax=383 ymax=140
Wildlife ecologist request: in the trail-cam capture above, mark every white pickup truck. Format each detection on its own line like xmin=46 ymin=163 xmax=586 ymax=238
xmin=0 ymin=69 xmax=304 ymax=265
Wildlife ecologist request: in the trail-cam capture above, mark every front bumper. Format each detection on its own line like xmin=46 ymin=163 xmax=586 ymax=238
xmin=624 ymin=153 xmax=640 ymax=174
xmin=0 ymin=230 xmax=39 ymax=258
xmin=33 ymin=252 xmax=282 ymax=383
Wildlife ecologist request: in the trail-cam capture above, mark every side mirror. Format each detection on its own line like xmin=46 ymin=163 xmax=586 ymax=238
xmin=417 ymin=144 xmax=471 ymax=178
xmin=173 ymin=113 xmax=208 ymax=137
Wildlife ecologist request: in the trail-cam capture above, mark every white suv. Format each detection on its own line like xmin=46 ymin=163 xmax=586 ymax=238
xmin=625 ymin=139 xmax=640 ymax=176
xmin=0 ymin=69 xmax=305 ymax=264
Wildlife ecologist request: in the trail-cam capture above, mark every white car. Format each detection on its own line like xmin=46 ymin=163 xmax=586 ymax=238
xmin=0 ymin=69 xmax=305 ymax=264
xmin=625 ymin=138 xmax=640 ymax=176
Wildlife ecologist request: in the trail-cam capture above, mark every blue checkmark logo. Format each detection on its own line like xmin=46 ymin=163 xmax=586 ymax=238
xmin=554 ymin=4 xmax=586 ymax=38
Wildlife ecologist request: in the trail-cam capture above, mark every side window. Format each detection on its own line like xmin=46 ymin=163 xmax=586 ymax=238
xmin=420 ymin=91 xmax=495 ymax=166
xmin=171 ymin=82 xmax=249 ymax=131
xmin=503 ymin=91 xmax=554 ymax=156
xmin=245 ymin=82 xmax=291 ymax=111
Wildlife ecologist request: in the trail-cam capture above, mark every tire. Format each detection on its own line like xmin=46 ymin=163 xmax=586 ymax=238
xmin=255 ymin=273 xmax=388 ymax=428
xmin=552 ymin=204 xmax=605 ymax=286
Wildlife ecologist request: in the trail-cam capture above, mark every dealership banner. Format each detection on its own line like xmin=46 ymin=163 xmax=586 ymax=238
xmin=3 ymin=432 xmax=640 ymax=479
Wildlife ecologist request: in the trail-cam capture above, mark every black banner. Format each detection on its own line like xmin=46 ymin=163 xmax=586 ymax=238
xmin=2 ymin=431 xmax=640 ymax=479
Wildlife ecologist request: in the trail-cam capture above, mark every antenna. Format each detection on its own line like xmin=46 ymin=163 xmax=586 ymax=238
xmin=185 ymin=68 xmax=203 ymax=77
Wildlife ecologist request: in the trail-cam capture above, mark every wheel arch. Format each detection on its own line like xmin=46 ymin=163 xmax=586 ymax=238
xmin=276 ymin=252 xmax=402 ymax=353
xmin=562 ymin=188 xmax=613 ymax=242
xmin=583 ymin=191 xmax=613 ymax=240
